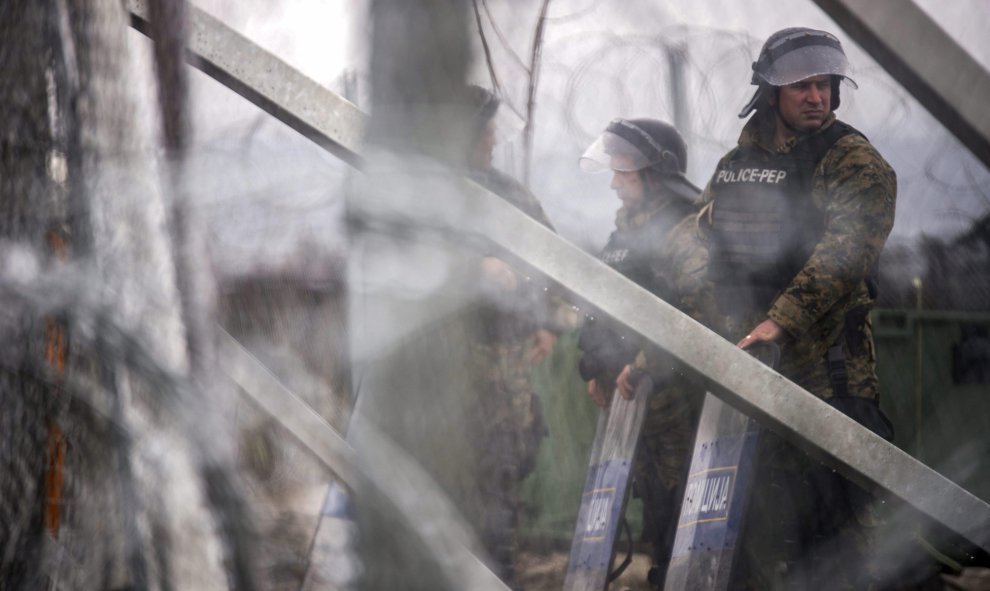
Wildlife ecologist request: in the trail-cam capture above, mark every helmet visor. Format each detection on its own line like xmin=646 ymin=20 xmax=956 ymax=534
xmin=759 ymin=40 xmax=858 ymax=88
xmin=580 ymin=131 xmax=659 ymax=173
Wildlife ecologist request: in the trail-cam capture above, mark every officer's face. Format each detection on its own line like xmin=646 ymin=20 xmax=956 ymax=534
xmin=610 ymin=168 xmax=645 ymax=208
xmin=770 ymin=75 xmax=832 ymax=133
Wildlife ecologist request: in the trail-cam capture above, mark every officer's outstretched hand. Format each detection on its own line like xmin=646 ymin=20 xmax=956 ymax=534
xmin=526 ymin=328 xmax=558 ymax=366
xmin=738 ymin=318 xmax=785 ymax=349
xmin=587 ymin=378 xmax=613 ymax=408
xmin=616 ymin=364 xmax=636 ymax=400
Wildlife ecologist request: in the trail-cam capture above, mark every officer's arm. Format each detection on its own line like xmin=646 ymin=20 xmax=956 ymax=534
xmin=658 ymin=213 xmax=713 ymax=324
xmin=767 ymin=136 xmax=896 ymax=338
xmin=619 ymin=214 xmax=712 ymax=396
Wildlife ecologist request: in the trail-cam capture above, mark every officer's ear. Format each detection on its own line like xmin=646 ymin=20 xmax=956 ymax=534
xmin=766 ymin=87 xmax=778 ymax=107
xmin=641 ymin=169 xmax=664 ymax=196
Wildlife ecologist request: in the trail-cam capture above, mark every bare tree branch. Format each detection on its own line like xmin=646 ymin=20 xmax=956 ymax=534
xmin=522 ymin=0 xmax=552 ymax=186
xmin=480 ymin=0 xmax=530 ymax=73
xmin=472 ymin=0 xmax=501 ymax=92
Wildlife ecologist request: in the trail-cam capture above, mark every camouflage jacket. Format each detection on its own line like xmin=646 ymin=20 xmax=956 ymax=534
xmin=700 ymin=112 xmax=897 ymax=400
xmin=580 ymin=197 xmax=712 ymax=383
xmin=633 ymin=205 xmax=714 ymax=382
xmin=589 ymin=198 xmax=712 ymax=492
xmin=469 ymin=167 xmax=569 ymax=344
xmin=605 ymin=199 xmax=698 ymax=308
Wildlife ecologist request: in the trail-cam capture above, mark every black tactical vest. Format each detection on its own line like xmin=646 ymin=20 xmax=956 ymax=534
xmin=707 ymin=121 xmax=860 ymax=313
xmin=599 ymin=198 xmax=695 ymax=300
xmin=577 ymin=197 xmax=696 ymax=381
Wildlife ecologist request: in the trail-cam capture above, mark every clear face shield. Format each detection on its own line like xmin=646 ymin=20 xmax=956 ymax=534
xmin=579 ymin=127 xmax=663 ymax=174
xmin=579 ymin=120 xmax=701 ymax=202
xmin=758 ymin=43 xmax=858 ymax=89
xmin=740 ymin=30 xmax=858 ymax=118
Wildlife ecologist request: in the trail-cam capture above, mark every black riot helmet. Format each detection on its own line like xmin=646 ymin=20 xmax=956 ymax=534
xmin=465 ymin=84 xmax=525 ymax=144
xmin=580 ymin=118 xmax=699 ymax=202
xmin=467 ymin=84 xmax=500 ymax=127
xmin=739 ymin=27 xmax=858 ymax=118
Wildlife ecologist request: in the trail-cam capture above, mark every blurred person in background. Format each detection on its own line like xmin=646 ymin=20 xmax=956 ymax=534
xmin=700 ymin=27 xmax=896 ymax=589
xmin=576 ymin=117 xmax=710 ymax=587
xmin=463 ymin=85 xmax=568 ymax=589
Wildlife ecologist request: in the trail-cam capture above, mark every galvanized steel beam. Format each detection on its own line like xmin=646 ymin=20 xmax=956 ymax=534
xmin=813 ymin=0 xmax=990 ymax=169
xmin=348 ymin=171 xmax=990 ymax=552
xmin=127 ymin=0 xmax=365 ymax=167
xmin=218 ymin=330 xmax=510 ymax=591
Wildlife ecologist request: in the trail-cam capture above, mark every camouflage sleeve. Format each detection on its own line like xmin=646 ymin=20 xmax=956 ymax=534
xmin=636 ymin=212 xmax=713 ymax=378
xmin=529 ymin=286 xmax=577 ymax=335
xmin=768 ymin=134 xmax=896 ymax=337
xmin=653 ymin=213 xmax=712 ymax=323
xmin=517 ymin=184 xmax=570 ymax=334
xmin=474 ymin=168 xmax=570 ymax=333
xmin=501 ymin=178 xmax=570 ymax=331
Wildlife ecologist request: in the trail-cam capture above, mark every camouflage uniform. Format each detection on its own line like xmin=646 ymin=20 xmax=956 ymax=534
xmin=467 ymin=166 xmax=560 ymax=586
xmin=701 ymin=110 xmax=896 ymax=589
xmin=632 ymin=210 xmax=711 ymax=487
xmin=704 ymin=112 xmax=895 ymax=403
xmin=578 ymin=196 xmax=710 ymax=582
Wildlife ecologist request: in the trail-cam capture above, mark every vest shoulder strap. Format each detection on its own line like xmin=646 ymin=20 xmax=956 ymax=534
xmin=794 ymin=120 xmax=863 ymax=167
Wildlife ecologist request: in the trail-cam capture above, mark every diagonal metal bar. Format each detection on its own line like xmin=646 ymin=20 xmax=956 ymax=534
xmin=218 ymin=329 xmax=360 ymax=487
xmin=348 ymin=171 xmax=990 ymax=553
xmin=128 ymin=0 xmax=990 ymax=553
xmin=217 ymin=329 xmax=510 ymax=591
xmin=812 ymin=0 xmax=990 ymax=169
xmin=126 ymin=0 xmax=365 ymax=167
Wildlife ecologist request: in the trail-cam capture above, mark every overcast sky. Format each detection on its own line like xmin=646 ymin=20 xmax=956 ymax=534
xmin=166 ymin=0 xmax=990 ymax=268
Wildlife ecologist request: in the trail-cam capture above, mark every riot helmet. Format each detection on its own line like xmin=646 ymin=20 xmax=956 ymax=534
xmin=465 ymin=84 xmax=525 ymax=141
xmin=739 ymin=27 xmax=857 ymax=118
xmin=580 ymin=118 xmax=699 ymax=202
xmin=467 ymin=84 xmax=500 ymax=126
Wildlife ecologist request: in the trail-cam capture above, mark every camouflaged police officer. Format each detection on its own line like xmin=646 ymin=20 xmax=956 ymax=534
xmin=578 ymin=118 xmax=710 ymax=587
xmin=463 ymin=85 xmax=567 ymax=589
xmin=700 ymin=27 xmax=897 ymax=589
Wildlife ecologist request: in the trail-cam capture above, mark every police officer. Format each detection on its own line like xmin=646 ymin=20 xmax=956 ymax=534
xmin=467 ymin=86 xmax=554 ymax=241
xmin=577 ymin=118 xmax=709 ymax=586
xmin=463 ymin=85 xmax=564 ymax=589
xmin=701 ymin=28 xmax=896 ymax=588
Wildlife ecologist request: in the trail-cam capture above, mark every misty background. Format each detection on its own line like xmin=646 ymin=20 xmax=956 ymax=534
xmin=133 ymin=0 xmax=990 ymax=278
xmin=1 ymin=1 xmax=987 ymax=589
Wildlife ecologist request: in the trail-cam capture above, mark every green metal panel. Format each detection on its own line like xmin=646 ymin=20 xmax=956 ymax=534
xmin=874 ymin=309 xmax=990 ymax=503
xmin=519 ymin=332 xmax=601 ymax=545
xmin=518 ymin=331 xmax=643 ymax=547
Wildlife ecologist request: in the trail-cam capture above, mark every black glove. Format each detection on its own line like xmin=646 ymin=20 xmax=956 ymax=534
xmin=577 ymin=317 xmax=640 ymax=382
